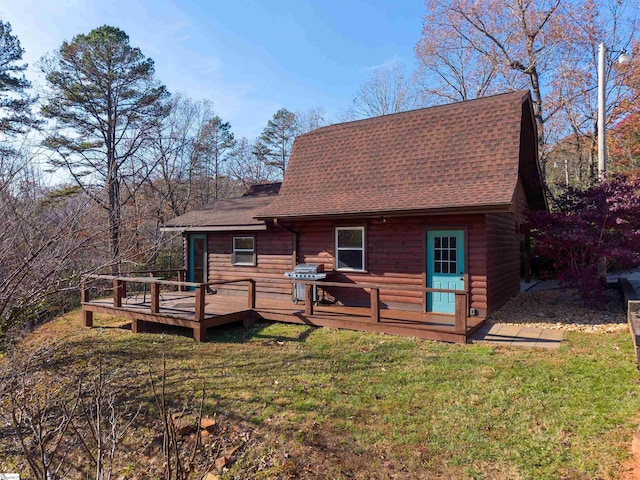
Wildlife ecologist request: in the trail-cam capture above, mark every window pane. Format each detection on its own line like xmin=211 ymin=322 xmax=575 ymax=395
xmin=451 ymin=261 xmax=457 ymax=273
xmin=234 ymin=252 xmax=254 ymax=265
xmin=434 ymin=262 xmax=441 ymax=273
xmin=442 ymin=250 xmax=449 ymax=261
xmin=338 ymin=229 xmax=363 ymax=248
xmin=442 ymin=237 xmax=449 ymax=248
xmin=450 ymin=236 xmax=456 ymax=248
xmin=435 ymin=250 xmax=441 ymax=261
xmin=435 ymin=237 xmax=441 ymax=248
xmin=338 ymin=249 xmax=363 ymax=270
xmin=234 ymin=237 xmax=254 ymax=250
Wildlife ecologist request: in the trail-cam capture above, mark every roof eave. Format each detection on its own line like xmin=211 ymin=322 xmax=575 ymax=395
xmin=256 ymin=203 xmax=513 ymax=222
xmin=160 ymin=224 xmax=268 ymax=233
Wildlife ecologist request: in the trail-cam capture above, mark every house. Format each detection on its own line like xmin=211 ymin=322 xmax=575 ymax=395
xmin=163 ymin=90 xmax=546 ymax=323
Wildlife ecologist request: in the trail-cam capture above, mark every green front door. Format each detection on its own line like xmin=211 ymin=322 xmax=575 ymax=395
xmin=188 ymin=234 xmax=207 ymax=284
xmin=427 ymin=230 xmax=465 ymax=313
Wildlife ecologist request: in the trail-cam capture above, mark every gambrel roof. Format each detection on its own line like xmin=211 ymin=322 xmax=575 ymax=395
xmin=258 ymin=90 xmax=545 ymax=220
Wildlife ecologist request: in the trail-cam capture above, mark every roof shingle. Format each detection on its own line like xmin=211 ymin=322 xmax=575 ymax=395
xmin=258 ymin=91 xmax=537 ymax=219
xmin=163 ymin=183 xmax=281 ymax=230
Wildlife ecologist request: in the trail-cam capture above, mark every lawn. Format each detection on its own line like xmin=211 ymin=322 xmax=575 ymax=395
xmin=1 ymin=311 xmax=639 ymax=479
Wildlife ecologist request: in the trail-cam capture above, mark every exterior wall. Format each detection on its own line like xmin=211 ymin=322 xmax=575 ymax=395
xmin=206 ymin=229 xmax=293 ymax=298
xmin=292 ymin=214 xmax=488 ymax=314
xmin=193 ymin=211 xmax=521 ymax=316
xmin=513 ymin=178 xmax=529 ymax=224
xmin=485 ymin=213 xmax=520 ymax=315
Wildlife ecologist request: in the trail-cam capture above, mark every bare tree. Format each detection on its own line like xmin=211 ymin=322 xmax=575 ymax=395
xmin=0 ymin=348 xmax=80 ymax=480
xmin=227 ymin=137 xmax=278 ymax=188
xmin=294 ymin=106 xmax=329 ymax=134
xmin=0 ymin=151 xmax=94 ymax=337
xmin=416 ymin=0 xmax=639 ymax=183
xmin=343 ymin=64 xmax=418 ymax=120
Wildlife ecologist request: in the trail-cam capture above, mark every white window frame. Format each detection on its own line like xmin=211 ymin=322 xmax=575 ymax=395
xmin=232 ymin=236 xmax=256 ymax=266
xmin=335 ymin=226 xmax=365 ymax=272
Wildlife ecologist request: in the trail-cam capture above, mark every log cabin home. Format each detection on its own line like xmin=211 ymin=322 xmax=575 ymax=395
xmin=161 ymin=90 xmax=547 ymax=336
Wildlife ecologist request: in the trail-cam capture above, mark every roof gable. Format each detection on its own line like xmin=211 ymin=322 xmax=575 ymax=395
xmin=259 ymin=91 xmax=542 ymax=219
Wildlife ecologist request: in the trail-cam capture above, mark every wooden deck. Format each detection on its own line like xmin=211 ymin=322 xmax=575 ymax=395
xmin=82 ymin=286 xmax=484 ymax=344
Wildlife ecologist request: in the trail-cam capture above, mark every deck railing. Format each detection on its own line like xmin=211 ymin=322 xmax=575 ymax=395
xmin=289 ymin=279 xmax=469 ymax=334
xmin=81 ymin=274 xmax=255 ymax=326
xmin=81 ymin=274 xmax=469 ymax=334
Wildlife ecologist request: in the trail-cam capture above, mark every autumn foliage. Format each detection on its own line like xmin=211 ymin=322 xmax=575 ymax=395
xmin=528 ymin=175 xmax=640 ymax=307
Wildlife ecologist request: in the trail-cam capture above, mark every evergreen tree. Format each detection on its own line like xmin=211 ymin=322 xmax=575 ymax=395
xmin=0 ymin=20 xmax=35 ymax=151
xmin=41 ymin=25 xmax=168 ymax=270
xmin=256 ymin=108 xmax=298 ymax=178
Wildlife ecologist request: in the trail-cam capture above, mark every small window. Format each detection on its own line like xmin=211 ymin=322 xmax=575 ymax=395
xmin=233 ymin=236 xmax=255 ymax=265
xmin=336 ymin=227 xmax=365 ymax=271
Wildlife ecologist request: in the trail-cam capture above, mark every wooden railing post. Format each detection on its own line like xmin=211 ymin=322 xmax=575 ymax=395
xmin=454 ymin=293 xmax=467 ymax=334
xmin=81 ymin=281 xmax=93 ymax=327
xmin=371 ymin=287 xmax=380 ymax=323
xmin=81 ymin=282 xmax=90 ymax=303
xmin=247 ymin=279 xmax=256 ymax=309
xmin=304 ymin=283 xmax=314 ymax=316
xmin=113 ymin=279 xmax=125 ymax=307
xmin=178 ymin=269 xmax=186 ymax=292
xmin=151 ymin=282 xmax=160 ymax=314
xmin=195 ymin=284 xmax=206 ymax=322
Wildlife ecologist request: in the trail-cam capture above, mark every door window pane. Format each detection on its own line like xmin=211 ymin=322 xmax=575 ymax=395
xmin=433 ymin=235 xmax=459 ymax=276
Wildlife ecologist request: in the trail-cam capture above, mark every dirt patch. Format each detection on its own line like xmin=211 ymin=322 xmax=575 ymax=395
xmin=488 ymin=287 xmax=626 ymax=333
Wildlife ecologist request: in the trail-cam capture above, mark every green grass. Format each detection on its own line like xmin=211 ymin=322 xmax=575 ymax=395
xmin=2 ymin=312 xmax=640 ymax=479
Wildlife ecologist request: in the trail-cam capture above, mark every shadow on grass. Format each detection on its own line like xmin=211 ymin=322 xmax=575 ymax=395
xmin=207 ymin=321 xmax=316 ymax=344
xmin=93 ymin=318 xmax=317 ymax=345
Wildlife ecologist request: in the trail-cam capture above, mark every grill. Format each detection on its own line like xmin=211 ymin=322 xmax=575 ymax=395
xmin=284 ymin=263 xmax=326 ymax=304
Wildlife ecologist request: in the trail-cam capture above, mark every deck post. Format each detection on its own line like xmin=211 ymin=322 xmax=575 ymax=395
xmin=247 ymin=279 xmax=256 ymax=309
xmin=82 ymin=310 xmax=93 ymax=328
xmin=113 ymin=279 xmax=125 ymax=307
xmin=305 ymin=283 xmax=314 ymax=316
xmin=195 ymin=284 xmax=206 ymax=322
xmin=193 ymin=325 xmax=207 ymax=342
xmin=151 ymin=282 xmax=160 ymax=314
xmin=371 ymin=288 xmax=380 ymax=323
xmin=131 ymin=318 xmax=143 ymax=334
xmin=454 ymin=293 xmax=467 ymax=334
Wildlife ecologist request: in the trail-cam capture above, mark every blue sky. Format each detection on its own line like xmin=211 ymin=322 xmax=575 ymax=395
xmin=2 ymin=0 xmax=423 ymax=140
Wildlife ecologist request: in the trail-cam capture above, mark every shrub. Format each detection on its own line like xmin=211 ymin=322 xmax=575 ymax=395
xmin=528 ymin=175 xmax=640 ymax=307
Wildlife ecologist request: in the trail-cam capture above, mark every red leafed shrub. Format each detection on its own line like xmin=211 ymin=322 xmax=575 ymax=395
xmin=528 ymin=175 xmax=640 ymax=308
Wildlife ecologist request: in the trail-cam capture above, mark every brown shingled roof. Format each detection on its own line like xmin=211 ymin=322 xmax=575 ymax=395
xmin=258 ymin=91 xmax=541 ymax=219
xmin=163 ymin=183 xmax=281 ymax=231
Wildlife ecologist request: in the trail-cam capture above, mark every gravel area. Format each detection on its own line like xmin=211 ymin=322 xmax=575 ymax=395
xmin=487 ymin=287 xmax=627 ymax=333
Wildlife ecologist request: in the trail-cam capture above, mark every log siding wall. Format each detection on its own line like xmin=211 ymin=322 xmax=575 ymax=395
xmin=293 ymin=214 xmax=488 ymax=314
xmin=485 ymin=213 xmax=520 ymax=315
xmin=198 ymin=212 xmax=521 ymax=316
xmin=207 ymin=229 xmax=293 ymax=297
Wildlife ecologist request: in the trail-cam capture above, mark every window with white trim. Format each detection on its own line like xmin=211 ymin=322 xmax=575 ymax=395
xmin=335 ymin=226 xmax=365 ymax=271
xmin=232 ymin=236 xmax=255 ymax=265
